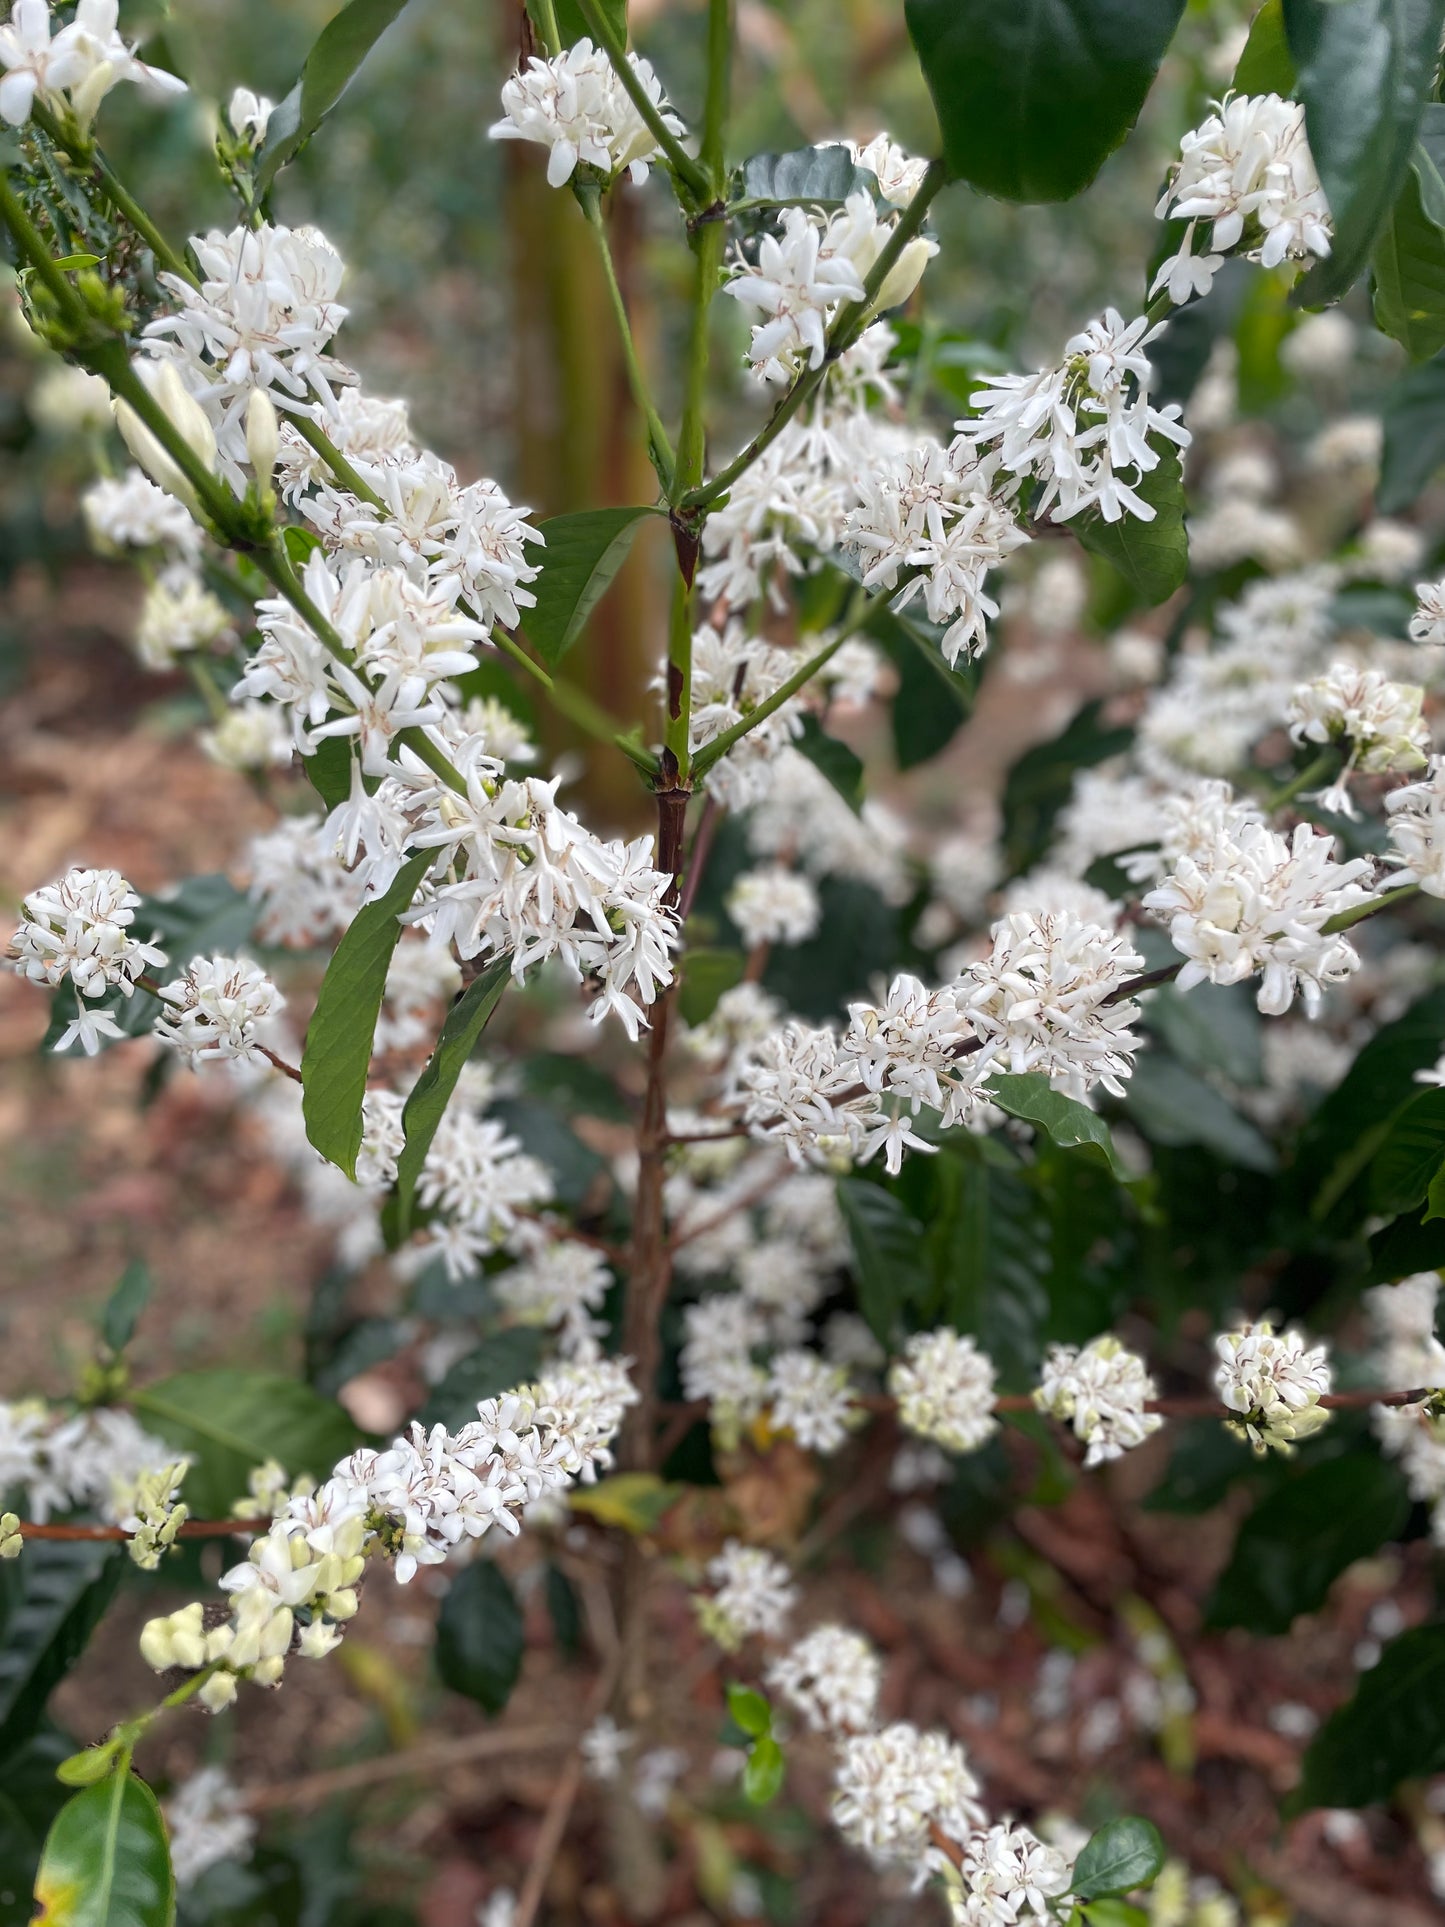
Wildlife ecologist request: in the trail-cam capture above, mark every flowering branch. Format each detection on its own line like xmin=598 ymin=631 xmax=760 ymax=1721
xmin=29 ymin=98 xmax=197 ymax=288
xmin=571 ymin=0 xmax=713 ymax=204
xmin=690 ymin=609 xmax=861 ymax=776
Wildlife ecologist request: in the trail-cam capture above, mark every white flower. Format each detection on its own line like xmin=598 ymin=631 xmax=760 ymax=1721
xmin=1153 ymin=93 xmax=1330 ymax=301
xmin=164 ymin=1767 xmax=255 ymax=1888
xmin=0 ymin=0 xmax=184 ymax=129
xmin=495 ymin=1240 xmax=612 ymax=1359
xmin=1143 ymin=817 xmax=1373 ymax=1016
xmin=1410 ymin=579 xmax=1445 ymax=648
xmin=488 ymin=38 xmax=684 ymax=188
xmin=1287 ymin=663 xmax=1428 ymax=778
xmin=1387 ymin=759 xmax=1445 ymax=898
xmin=680 ymin=1294 xmax=769 ymax=1423
xmin=29 ymin=362 xmax=111 ymax=435
xmin=1365 ymin=1275 xmax=1445 ymax=1391
xmin=6 ymin=866 xmax=166 ymax=1040
xmin=82 ymin=466 xmax=200 ymax=558
xmin=1214 ymin=1320 xmax=1332 ymax=1455
xmin=226 ymin=86 xmax=272 ymax=145
xmin=889 ymin=1329 xmax=998 ymax=1453
xmin=697 ymin=1540 xmax=797 ymax=1650
xmin=1034 ymin=1335 xmax=1162 ymax=1467
xmin=155 ymin=954 xmax=283 ymax=1070
xmin=1281 ymin=310 xmax=1356 ymax=380
xmin=766 ymin=1623 xmax=881 ymax=1734
xmin=960 ymin=1823 xmax=1074 ymax=1922
xmin=200 ymin=700 xmax=295 ymax=772
xmin=960 ymin=911 xmax=1144 ymax=1096
xmin=851 ymin=132 xmax=930 ymax=207
xmin=832 ymin=1722 xmax=984 ymax=1870
xmin=133 ymin=567 xmax=231 ymax=671
xmin=1354 ymin=518 xmax=1425 ymax=584
xmin=727 ymin=866 xmax=821 ymax=949
xmin=580 ymin=1713 xmax=634 ymax=1782
xmin=766 ymin=1349 xmax=861 ymax=1453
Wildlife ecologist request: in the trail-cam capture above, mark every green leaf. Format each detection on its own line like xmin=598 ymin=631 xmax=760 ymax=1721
xmin=1142 ymin=981 xmax=1262 ymax=1088
xmin=726 ymin=1684 xmax=772 ymax=1738
xmin=568 ymin=1473 xmax=681 ymax=1534
xmin=1299 ymin=986 xmax=1445 ymax=1214
xmin=792 ymin=714 xmax=864 ymax=812
xmin=255 ymin=0 xmax=413 ymax=193
xmin=544 ymin=1563 xmax=582 ymax=1654
xmin=1370 ymin=1086 xmax=1445 ymax=1214
xmin=1369 ymin=1201 xmax=1445 ymax=1283
xmin=872 ymin=611 xmax=976 ymax=769
xmin=1285 ymin=0 xmax=1445 ymax=302
xmin=434 ymin=1562 xmax=523 ymax=1716
xmin=1207 ymin=1454 xmax=1412 ymax=1636
xmin=678 ymin=948 xmax=746 ymax=1027
xmin=1233 ymin=0 xmax=1294 ymax=93
xmin=544 ymin=0 xmax=627 ymax=47
xmin=925 ymin=1148 xmax=1050 ymax=1383
xmin=0 ymin=1544 xmax=121 ymax=1757
xmin=741 ymin=1735 xmax=785 ymax=1805
xmin=1373 ymin=165 xmax=1445 ymax=359
xmin=1070 ymin=1816 xmax=1167 ymax=1899
xmin=302 ymin=849 xmax=430 ymax=1178
xmin=33 ymin=1774 xmax=172 ymax=1927
xmin=1295 ymin=1623 xmax=1445 ymax=1809
xmin=837 ymin=1179 xmax=928 ymax=1345
xmin=99 ymin=1262 xmax=152 ymax=1355
xmin=419 ymin=1329 xmax=546 ymax=1429
xmin=1379 ymin=348 xmax=1445 ymax=509
xmin=1081 ymin=1902 xmax=1151 ymax=1927
xmin=1123 ymin=1053 xmax=1277 ymax=1173
xmin=523 ymin=507 xmax=656 ymax=669
xmin=385 ymin=958 xmax=511 ymax=1245
xmin=1074 ymin=440 xmax=1188 ymax=604
xmin=904 ymin=0 xmax=1186 ymax=202
xmin=730 ymin=147 xmax=879 ymax=212
xmin=132 ymin=1371 xmax=359 ymax=1517
xmin=304 ymin=734 xmax=356 ymax=812
xmin=989 ymin=1072 xmax=1127 ymax=1178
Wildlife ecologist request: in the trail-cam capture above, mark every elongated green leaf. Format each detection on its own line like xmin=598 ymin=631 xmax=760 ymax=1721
xmin=1369 ymin=1202 xmax=1445 ymax=1283
xmin=1123 ymin=1053 xmax=1277 ymax=1173
xmin=989 ymin=1072 xmax=1127 ymax=1177
xmin=302 ymin=849 xmax=430 ymax=1177
xmin=542 ymin=0 xmax=627 ymax=47
xmin=1142 ymin=981 xmax=1262 ymax=1088
xmin=926 ymin=1148 xmax=1050 ymax=1383
xmin=905 ymin=0 xmax=1185 ymax=202
xmin=793 ymin=714 xmax=863 ymax=812
xmin=1233 ymin=0 xmax=1294 ymax=94
xmin=33 ymin=1774 xmax=172 ymax=1927
xmin=0 ymin=1544 xmax=121 ymax=1757
xmin=678 ymin=948 xmax=745 ymax=1027
xmin=435 ymin=1562 xmax=523 ymax=1715
xmin=1413 ymin=101 xmax=1445 ymax=225
xmin=1299 ymin=986 xmax=1445 ymax=1213
xmin=1370 ymin=1086 xmax=1445 ymax=1214
xmin=523 ymin=507 xmax=656 ymax=669
xmin=1295 ymin=1623 xmax=1445 ymax=1809
xmin=99 ymin=1262 xmax=152 ymax=1356
xmin=1285 ymin=0 xmax=1445 ymax=301
xmin=838 ymin=1179 xmax=927 ymax=1344
xmin=742 ymin=1735 xmax=785 ymax=1805
xmin=420 ymin=1329 xmax=546 ymax=1429
xmin=870 ymin=608 xmax=976 ymax=770
xmin=1207 ymin=1454 xmax=1412 ymax=1636
xmin=726 ymin=1685 xmax=772 ymax=1738
xmin=133 ymin=1371 xmax=359 ymax=1517
xmin=730 ymin=147 xmax=878 ymax=212
xmin=1373 ymin=164 xmax=1445 ymax=359
xmin=304 ymin=734 xmax=356 ymax=811
xmin=386 ymin=958 xmax=511 ymax=1244
xmin=1071 ymin=1816 xmax=1166 ymax=1899
xmin=1074 ymin=441 xmax=1188 ymax=603
xmin=1378 ymin=348 xmax=1445 ymax=509
xmin=255 ymin=0 xmax=412 ymax=193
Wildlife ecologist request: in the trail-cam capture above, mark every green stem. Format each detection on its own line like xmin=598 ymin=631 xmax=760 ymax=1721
xmin=691 ymin=617 xmax=855 ymax=776
xmin=532 ymin=0 xmax=563 ymax=56
xmin=1322 ymin=882 xmax=1420 ymax=934
xmin=700 ymin=0 xmax=733 ymax=194
xmin=31 ymin=101 xmax=197 ymax=287
xmin=682 ymin=158 xmax=946 ymax=513
xmin=1261 ymin=749 xmax=1338 ymax=812
xmin=576 ymin=185 xmax=675 ymax=486
xmin=492 ymin=630 xmax=657 ymax=773
xmin=571 ymin=0 xmax=712 ymax=204
xmin=292 ymin=413 xmax=387 ymax=511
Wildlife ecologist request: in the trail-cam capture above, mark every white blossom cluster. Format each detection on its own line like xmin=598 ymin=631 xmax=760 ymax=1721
xmin=1369 ymin=1278 xmax=1445 ymax=1544
xmin=0 ymin=0 xmax=183 ymax=130
xmin=695 ymin=1539 xmax=799 ymax=1650
xmin=163 ymin=1767 xmax=255 ymax=1888
xmin=1287 ymin=662 xmax=1429 ymax=814
xmin=954 ymin=1824 xmax=1075 ymax=1924
xmin=1034 ymin=1335 xmax=1162 ymax=1467
xmin=1213 ymin=1320 xmax=1333 ymax=1455
xmin=888 ymin=1329 xmax=998 ymax=1453
xmin=154 ymin=954 xmax=283 ymax=1071
xmin=0 ymin=1397 xmax=178 ymax=1524
xmin=488 ymin=37 xmax=684 ymax=189
xmin=832 ymin=1720 xmax=986 ymax=1872
xmin=766 ymin=1622 xmax=881 ymax=1734
xmin=5 ymin=865 xmax=166 ymax=1054
xmin=140 ymin=1358 xmax=636 ymax=1711
xmin=1153 ymin=93 xmax=1332 ymax=304
xmin=1387 ymin=761 xmax=1445 ymax=899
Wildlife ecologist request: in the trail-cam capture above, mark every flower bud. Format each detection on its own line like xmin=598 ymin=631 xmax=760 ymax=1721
xmin=114 ymin=362 xmax=217 ymax=513
xmin=872 ymin=236 xmax=938 ymax=315
xmin=139 ymin=1616 xmax=175 ymax=1672
xmin=245 ymin=389 xmax=279 ymax=480
xmin=298 ymin=1618 xmax=344 ymax=1658
xmin=198 ymin=1670 xmax=239 ymax=1714
xmin=70 ymin=60 xmax=116 ymax=131
xmin=251 ymin=1654 xmax=286 ymax=1687
xmin=0 ymin=1512 xmax=21 ymax=1559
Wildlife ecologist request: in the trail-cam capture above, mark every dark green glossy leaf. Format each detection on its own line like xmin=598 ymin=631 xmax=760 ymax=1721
xmin=544 ymin=0 xmax=627 ymax=47
xmin=1074 ymin=440 xmax=1188 ymax=604
xmin=385 ymin=958 xmax=511 ymax=1245
xmin=904 ymin=0 xmax=1186 ymax=202
xmin=523 ymin=507 xmax=656 ymax=668
xmin=1142 ymin=980 xmax=1262 ymax=1088
xmin=132 ymin=1371 xmax=359 ymax=1517
xmin=762 ymin=879 xmax=900 ymax=1023
xmin=1123 ymin=1052 xmax=1277 ymax=1172
xmin=989 ymin=1072 xmax=1127 ymax=1177
xmin=926 ymin=1149 xmax=1050 ymax=1383
xmin=1285 ymin=0 xmax=1445 ymax=301
xmin=302 ymin=849 xmax=430 ymax=1178
xmin=793 ymin=714 xmax=864 ymax=812
xmin=1370 ymin=1085 xmax=1445 ymax=1214
xmin=1207 ymin=1454 xmax=1412 ymax=1635
xmin=256 ymin=0 xmax=413 ymax=194
xmin=0 ymin=1544 xmax=121 ymax=1757
xmin=1233 ymin=0 xmax=1294 ymax=93
xmin=1070 ymin=1816 xmax=1167 ymax=1899
xmin=99 ymin=1262 xmax=152 ymax=1355
xmin=304 ymin=734 xmax=356 ymax=811
xmin=32 ymin=1773 xmax=173 ymax=1927
xmin=730 ymin=147 xmax=878 ymax=212
xmin=1378 ymin=349 xmax=1445 ymax=509
xmin=545 ymin=1563 xmax=582 ymax=1655
xmin=838 ymin=1179 xmax=928 ymax=1345
xmin=872 ymin=611 xmax=976 ymax=769
xmin=1369 ymin=1201 xmax=1445 ymax=1282
xmin=1295 ymin=1623 xmax=1445 ymax=1808
xmin=435 ymin=1562 xmax=523 ymax=1715
xmin=1373 ymin=163 xmax=1445 ymax=359
xmin=741 ymin=1735 xmax=785 ymax=1805
xmin=1300 ymin=986 xmax=1445 ymax=1216
xmin=0 ymin=1731 xmax=72 ymax=1927
xmin=419 ymin=1329 xmax=547 ymax=1430
xmin=678 ymin=949 xmax=746 ymax=1027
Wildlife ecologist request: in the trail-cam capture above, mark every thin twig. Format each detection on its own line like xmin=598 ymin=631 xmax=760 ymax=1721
xmin=240 ymin=1723 xmax=575 ymax=1812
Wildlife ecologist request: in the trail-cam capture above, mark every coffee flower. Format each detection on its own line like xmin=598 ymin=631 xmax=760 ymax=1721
xmin=1035 ymin=1335 xmax=1162 ymax=1466
xmin=767 ymin=1623 xmax=881 ymax=1734
xmin=1214 ymin=1320 xmax=1332 ymax=1455
xmin=7 ymin=866 xmax=166 ymax=1053
xmin=889 ymin=1329 xmax=998 ymax=1453
xmin=489 ymin=38 xmax=684 ymax=188
xmin=1387 ymin=760 xmax=1445 ymax=898
xmin=154 ymin=955 xmax=284 ymax=1071
xmin=696 ymin=1540 xmax=798 ymax=1650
